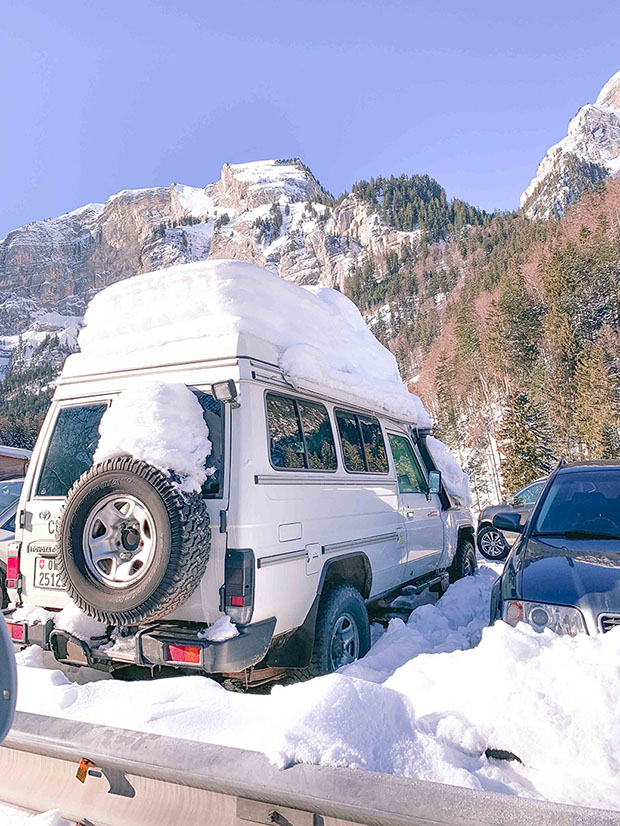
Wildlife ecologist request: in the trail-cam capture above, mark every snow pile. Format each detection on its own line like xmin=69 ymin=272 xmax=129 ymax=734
xmin=425 ymin=436 xmax=472 ymax=506
xmin=198 ymin=615 xmax=239 ymax=642
xmin=13 ymin=601 xmax=107 ymax=643
xmin=54 ymin=602 xmax=107 ymax=642
xmin=65 ymin=260 xmax=431 ymax=426
xmin=93 ymin=381 xmax=212 ymax=492
xmin=14 ymin=565 xmax=620 ymax=811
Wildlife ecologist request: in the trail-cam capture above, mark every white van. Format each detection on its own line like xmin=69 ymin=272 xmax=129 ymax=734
xmin=5 ymin=261 xmax=475 ymax=680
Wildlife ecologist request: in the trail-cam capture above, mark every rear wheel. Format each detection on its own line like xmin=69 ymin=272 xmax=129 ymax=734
xmin=448 ymin=537 xmax=478 ymax=583
xmin=477 ymin=525 xmax=508 ymax=561
xmin=297 ymin=584 xmax=370 ymax=679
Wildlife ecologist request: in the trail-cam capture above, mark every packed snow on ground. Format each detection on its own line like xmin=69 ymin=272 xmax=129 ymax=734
xmin=93 ymin=381 xmax=212 ymax=492
xmin=14 ymin=564 xmax=620 ymax=812
xmin=425 ymin=435 xmax=472 ymax=506
xmin=0 ymin=805 xmax=68 ymax=826
xmin=64 ymin=259 xmax=431 ymax=427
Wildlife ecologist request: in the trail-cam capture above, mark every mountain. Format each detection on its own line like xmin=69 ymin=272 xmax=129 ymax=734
xmin=1 ymin=133 xmax=618 ymax=502
xmin=0 ymin=159 xmax=485 ymax=448
xmin=521 ymin=70 xmax=620 ymax=219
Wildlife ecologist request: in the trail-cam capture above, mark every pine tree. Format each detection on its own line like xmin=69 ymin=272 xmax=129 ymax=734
xmin=499 ymin=391 xmax=555 ymax=493
xmin=574 ymin=343 xmax=620 ymax=458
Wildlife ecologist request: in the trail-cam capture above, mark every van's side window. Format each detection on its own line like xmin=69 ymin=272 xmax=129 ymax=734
xmin=336 ymin=410 xmax=388 ymax=473
xmin=388 ymin=434 xmax=426 ymax=494
xmin=297 ymin=400 xmax=337 ymax=470
xmin=266 ymin=394 xmax=337 ymax=471
xmin=36 ymin=404 xmax=108 ymax=497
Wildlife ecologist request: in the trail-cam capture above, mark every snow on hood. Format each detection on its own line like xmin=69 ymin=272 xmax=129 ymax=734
xmin=93 ymin=381 xmax=212 ymax=492
xmin=66 ymin=260 xmax=431 ymax=427
xmin=425 ymin=435 xmax=472 ymax=506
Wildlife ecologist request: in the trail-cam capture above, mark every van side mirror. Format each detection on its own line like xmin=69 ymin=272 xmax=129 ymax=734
xmin=0 ymin=616 xmax=17 ymax=743
xmin=428 ymin=470 xmax=441 ymax=495
xmin=493 ymin=512 xmax=523 ymax=533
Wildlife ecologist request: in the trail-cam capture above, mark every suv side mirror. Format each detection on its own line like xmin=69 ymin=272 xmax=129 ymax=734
xmin=493 ymin=512 xmax=523 ymax=533
xmin=428 ymin=470 xmax=441 ymax=495
xmin=0 ymin=615 xmax=17 ymax=742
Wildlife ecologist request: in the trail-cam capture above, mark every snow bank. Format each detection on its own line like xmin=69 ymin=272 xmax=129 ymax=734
xmin=93 ymin=381 xmax=212 ymax=492
xmin=14 ymin=565 xmax=620 ymax=811
xmin=425 ymin=435 xmax=472 ymax=506
xmin=65 ymin=260 xmax=431 ymax=426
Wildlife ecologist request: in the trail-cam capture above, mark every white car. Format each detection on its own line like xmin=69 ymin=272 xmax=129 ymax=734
xmin=0 ymin=479 xmax=24 ymax=609
xmin=6 ymin=262 xmax=476 ymax=680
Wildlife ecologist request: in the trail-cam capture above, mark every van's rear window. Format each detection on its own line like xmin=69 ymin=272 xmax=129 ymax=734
xmin=36 ymin=404 xmax=108 ymax=497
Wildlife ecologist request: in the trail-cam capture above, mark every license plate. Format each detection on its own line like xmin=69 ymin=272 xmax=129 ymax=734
xmin=34 ymin=556 xmax=63 ymax=590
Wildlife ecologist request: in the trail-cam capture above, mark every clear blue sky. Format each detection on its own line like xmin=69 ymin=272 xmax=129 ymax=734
xmin=2 ymin=0 xmax=619 ymax=238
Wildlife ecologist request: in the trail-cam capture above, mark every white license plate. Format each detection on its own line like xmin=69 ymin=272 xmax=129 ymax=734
xmin=34 ymin=556 xmax=63 ymax=590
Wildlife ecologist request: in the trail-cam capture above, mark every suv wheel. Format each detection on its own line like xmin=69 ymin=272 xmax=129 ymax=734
xmin=298 ymin=584 xmax=370 ymax=679
xmin=477 ymin=524 xmax=508 ymax=560
xmin=448 ymin=537 xmax=478 ymax=583
xmin=56 ymin=457 xmax=210 ymax=626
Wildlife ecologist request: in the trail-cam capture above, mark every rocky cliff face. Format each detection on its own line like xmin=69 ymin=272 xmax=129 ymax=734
xmin=521 ymin=70 xmax=620 ymax=219
xmin=0 ymin=159 xmax=419 ymax=360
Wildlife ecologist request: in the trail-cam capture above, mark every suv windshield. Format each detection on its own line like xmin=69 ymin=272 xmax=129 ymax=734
xmin=533 ymin=469 xmax=620 ymax=539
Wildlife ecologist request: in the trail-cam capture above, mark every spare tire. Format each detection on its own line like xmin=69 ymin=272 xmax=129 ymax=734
xmin=56 ymin=457 xmax=210 ymax=626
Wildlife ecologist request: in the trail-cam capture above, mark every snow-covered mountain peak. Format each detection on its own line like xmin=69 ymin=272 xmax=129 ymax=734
xmin=595 ymin=69 xmax=620 ymax=110
xmin=209 ymin=158 xmax=328 ymax=209
xmin=521 ymin=69 xmax=620 ymax=219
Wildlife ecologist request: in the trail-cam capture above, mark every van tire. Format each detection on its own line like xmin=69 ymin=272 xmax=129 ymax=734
xmin=296 ymin=584 xmax=370 ymax=679
xmin=448 ymin=537 xmax=477 ymax=583
xmin=56 ymin=457 xmax=210 ymax=626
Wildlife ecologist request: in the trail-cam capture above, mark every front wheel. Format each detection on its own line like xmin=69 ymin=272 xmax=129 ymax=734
xmin=301 ymin=584 xmax=370 ymax=678
xmin=477 ymin=525 xmax=508 ymax=561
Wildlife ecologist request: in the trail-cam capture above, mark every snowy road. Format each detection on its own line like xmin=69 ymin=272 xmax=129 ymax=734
xmin=12 ymin=562 xmax=620 ymax=814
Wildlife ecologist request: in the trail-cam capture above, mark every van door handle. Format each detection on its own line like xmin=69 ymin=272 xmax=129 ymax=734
xmin=406 ymin=511 xmax=415 ymax=519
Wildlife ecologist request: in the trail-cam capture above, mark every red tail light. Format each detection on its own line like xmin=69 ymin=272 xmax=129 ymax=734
xmin=7 ymin=622 xmax=24 ymax=642
xmin=7 ymin=557 xmax=19 ymax=581
xmin=166 ymin=644 xmax=201 ymax=664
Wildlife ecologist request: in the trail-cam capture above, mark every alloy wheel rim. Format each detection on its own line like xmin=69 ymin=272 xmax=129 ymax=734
xmin=330 ymin=612 xmax=360 ymax=670
xmin=82 ymin=494 xmax=157 ymax=588
xmin=480 ymin=529 xmax=506 ymax=557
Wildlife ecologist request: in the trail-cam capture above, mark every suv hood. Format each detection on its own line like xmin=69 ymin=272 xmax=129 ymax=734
xmin=520 ymin=537 xmax=620 ymax=614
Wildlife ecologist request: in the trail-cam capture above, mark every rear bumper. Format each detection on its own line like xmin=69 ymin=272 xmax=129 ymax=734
xmin=49 ymin=616 xmax=277 ymax=675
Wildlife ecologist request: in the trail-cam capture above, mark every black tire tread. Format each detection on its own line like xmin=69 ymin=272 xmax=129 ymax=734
xmin=294 ymin=583 xmax=370 ymax=680
xmin=476 ymin=524 xmax=509 ymax=561
xmin=448 ymin=537 xmax=477 ymax=583
xmin=56 ymin=456 xmax=210 ymax=626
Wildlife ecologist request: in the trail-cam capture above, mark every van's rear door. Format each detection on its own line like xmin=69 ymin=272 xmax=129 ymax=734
xmin=18 ymin=400 xmax=109 ymax=609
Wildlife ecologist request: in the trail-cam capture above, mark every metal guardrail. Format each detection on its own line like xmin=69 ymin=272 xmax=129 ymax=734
xmin=1 ymin=711 xmax=619 ymax=826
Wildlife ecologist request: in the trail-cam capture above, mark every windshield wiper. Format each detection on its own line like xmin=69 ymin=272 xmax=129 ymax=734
xmin=534 ymin=530 xmax=620 ymax=540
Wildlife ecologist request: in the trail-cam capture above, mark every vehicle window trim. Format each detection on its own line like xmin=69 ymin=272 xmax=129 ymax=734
xmin=335 ymin=408 xmax=389 ymax=475
xmin=32 ymin=399 xmax=112 ymax=501
xmin=265 ymin=391 xmax=338 ymax=473
xmin=387 ymin=431 xmax=428 ymax=494
xmin=190 ymin=386 xmax=226 ymax=499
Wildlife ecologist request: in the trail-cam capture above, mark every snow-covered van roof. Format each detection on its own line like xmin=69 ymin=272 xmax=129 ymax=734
xmin=60 ymin=260 xmax=431 ymax=427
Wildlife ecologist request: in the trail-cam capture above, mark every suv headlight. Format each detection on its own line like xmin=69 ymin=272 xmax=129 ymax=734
xmin=503 ymin=600 xmax=587 ymax=636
